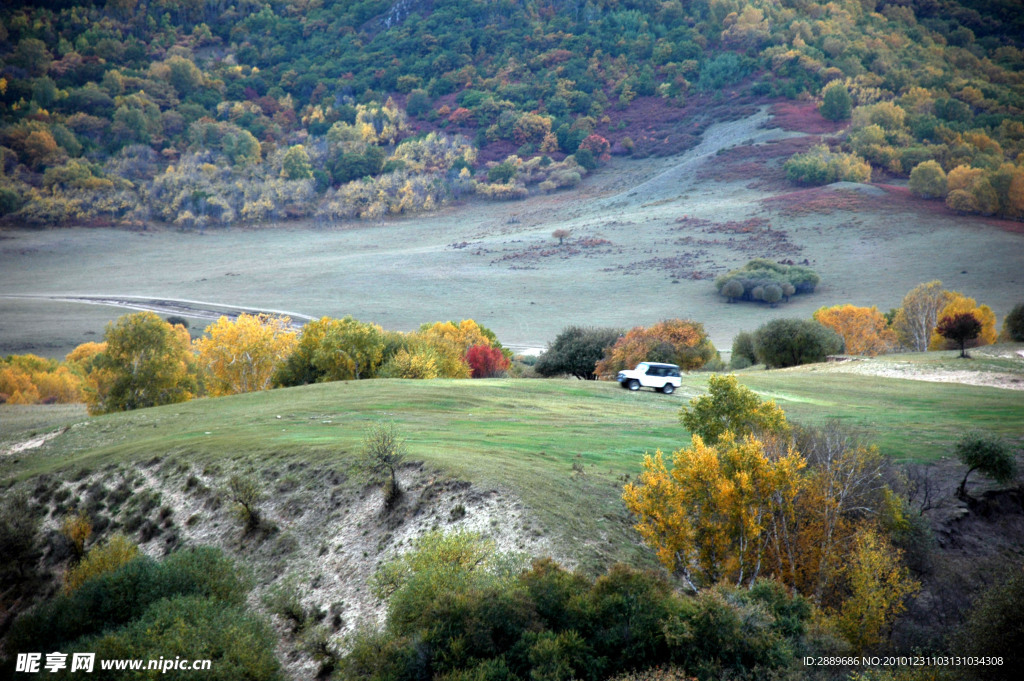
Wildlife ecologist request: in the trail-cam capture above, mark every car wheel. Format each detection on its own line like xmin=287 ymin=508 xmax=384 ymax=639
xmin=627 ymin=379 xmax=640 ymax=391
xmin=661 ymin=383 xmax=675 ymax=395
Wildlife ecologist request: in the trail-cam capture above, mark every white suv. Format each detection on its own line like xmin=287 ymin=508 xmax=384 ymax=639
xmin=616 ymin=362 xmax=682 ymax=394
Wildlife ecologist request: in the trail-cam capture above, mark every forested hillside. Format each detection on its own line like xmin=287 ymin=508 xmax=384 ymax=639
xmin=1 ymin=0 xmax=1022 ymax=227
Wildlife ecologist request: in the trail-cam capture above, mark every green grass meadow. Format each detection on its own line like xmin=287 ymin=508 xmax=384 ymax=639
xmin=5 ymin=371 xmax=1023 ymax=569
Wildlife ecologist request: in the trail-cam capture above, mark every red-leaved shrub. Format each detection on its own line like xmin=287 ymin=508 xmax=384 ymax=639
xmin=465 ymin=345 xmax=510 ymax=378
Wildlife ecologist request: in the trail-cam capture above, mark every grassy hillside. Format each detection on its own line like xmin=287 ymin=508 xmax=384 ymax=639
xmin=5 ymin=368 xmax=1023 ymax=567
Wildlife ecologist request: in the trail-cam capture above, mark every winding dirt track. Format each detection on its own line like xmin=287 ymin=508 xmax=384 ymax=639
xmin=0 ymin=294 xmax=545 ymax=355
xmin=0 ymin=293 xmax=315 ymax=326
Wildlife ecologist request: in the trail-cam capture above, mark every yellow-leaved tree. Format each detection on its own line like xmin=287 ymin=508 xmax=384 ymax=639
xmin=836 ymin=529 xmax=919 ymax=654
xmin=927 ymin=292 xmax=997 ymax=350
xmin=418 ymin=319 xmax=504 ymax=355
xmin=813 ymin=304 xmax=897 ymax=356
xmin=891 ymin=280 xmax=947 ymax=351
xmin=0 ymin=354 xmax=83 ymax=404
xmin=627 ymin=383 xmax=919 ymax=653
xmin=194 ymin=314 xmax=298 ymax=396
xmin=623 ymin=432 xmax=804 ymax=592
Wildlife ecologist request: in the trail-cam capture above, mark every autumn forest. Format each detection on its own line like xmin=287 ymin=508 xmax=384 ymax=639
xmin=3 ymin=1 xmax=1024 ymax=681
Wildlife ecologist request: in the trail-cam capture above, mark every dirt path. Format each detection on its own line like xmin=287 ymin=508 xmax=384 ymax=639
xmin=0 ymin=294 xmax=546 ymax=355
xmin=0 ymin=293 xmax=315 ymax=325
xmin=1 ymin=426 xmax=68 ymax=456
xmin=594 ymin=105 xmax=801 ymax=209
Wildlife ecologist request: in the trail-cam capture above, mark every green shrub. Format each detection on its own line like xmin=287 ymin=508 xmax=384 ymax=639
xmin=226 ymin=474 xmax=263 ymax=532
xmin=955 ymin=431 xmax=1017 ymax=499
xmin=580 ymin=565 xmax=675 ymax=674
xmin=520 ymin=558 xmax=590 ymax=632
xmin=77 ymin=595 xmax=282 ymax=681
xmin=667 ymin=581 xmax=810 ymax=678
xmin=1002 ymin=302 xmax=1024 ymax=341
xmin=820 ymin=81 xmax=852 ymax=121
xmin=488 ymin=160 xmax=518 ymax=184
xmin=729 ymin=331 xmax=757 ymax=369
xmin=697 ymin=53 xmax=754 ymax=92
xmin=0 ymin=491 xmax=40 ymax=586
xmin=784 ymin=145 xmax=871 ymax=185
xmin=721 ymin=279 xmax=744 ymax=303
xmin=753 ymin=318 xmax=844 ymax=368
xmin=534 ymin=326 xmax=622 ymax=380
xmin=8 ymin=546 xmax=248 ymax=654
xmin=345 ymin=538 xmax=812 ymax=681
xmin=359 ymin=421 xmax=407 ymax=506
xmin=954 ymin=568 xmax=1024 ymax=680
xmin=909 ymin=160 xmax=947 ymax=199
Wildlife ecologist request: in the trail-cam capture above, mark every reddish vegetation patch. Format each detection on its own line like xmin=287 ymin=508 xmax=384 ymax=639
xmin=671 ymin=216 xmax=803 ymax=258
xmin=701 ymin=136 xmax=820 ymax=189
xmin=600 ymin=96 xmax=700 ymax=158
xmin=487 ymin=236 xmax=617 ymax=268
xmin=602 ymin=251 xmax=713 ymax=280
xmin=603 ymin=94 xmax=763 ymax=158
xmin=871 ymin=184 xmax=950 ymax=217
xmin=761 ymin=186 xmax=871 ymax=217
xmin=768 ymin=99 xmax=846 ymax=135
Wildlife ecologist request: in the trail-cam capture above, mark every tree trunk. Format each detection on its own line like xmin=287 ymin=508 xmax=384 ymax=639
xmin=957 ymin=466 xmax=976 ymax=500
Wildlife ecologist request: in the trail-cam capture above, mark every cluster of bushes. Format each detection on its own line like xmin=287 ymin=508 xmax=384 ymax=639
xmin=275 ymin=316 xmax=510 ymax=386
xmin=910 ymin=159 xmax=1024 ymax=218
xmin=783 ymin=144 xmax=872 ymax=185
xmin=730 ymin=319 xmax=843 ymax=370
xmin=0 ymin=353 xmax=84 ymax=404
xmin=474 ymin=153 xmax=588 ymax=201
xmin=715 ymin=259 xmax=820 ymax=306
xmin=535 ymin=320 xmax=720 ymax=381
xmin=73 ymin=312 xmax=512 ymax=414
xmin=729 ymin=284 xmax=1021 ymax=369
xmin=342 ymin=531 xmax=814 ymax=681
xmin=3 ymin=546 xmax=281 ymax=680
xmin=798 ymin=83 xmax=1024 ymax=219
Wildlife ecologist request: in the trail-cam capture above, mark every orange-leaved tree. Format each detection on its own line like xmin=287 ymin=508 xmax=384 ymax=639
xmin=194 ymin=314 xmax=297 ymax=396
xmin=0 ymin=354 xmax=83 ymax=405
xmin=927 ymin=291 xmax=997 ymax=350
xmin=813 ymin=304 xmax=897 ymax=357
xmin=595 ymin=319 xmax=717 ymax=377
